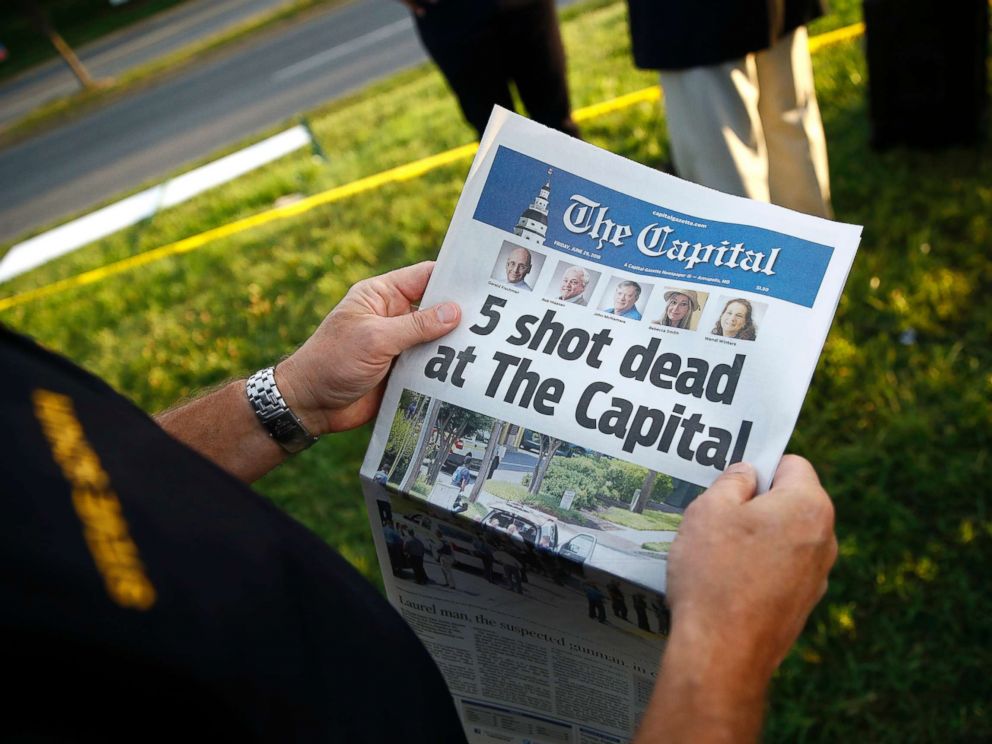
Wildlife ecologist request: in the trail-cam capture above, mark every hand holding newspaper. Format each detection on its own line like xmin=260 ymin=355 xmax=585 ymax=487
xmin=359 ymin=108 xmax=861 ymax=743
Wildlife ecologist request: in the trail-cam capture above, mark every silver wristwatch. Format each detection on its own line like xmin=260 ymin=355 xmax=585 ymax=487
xmin=246 ymin=366 xmax=318 ymax=454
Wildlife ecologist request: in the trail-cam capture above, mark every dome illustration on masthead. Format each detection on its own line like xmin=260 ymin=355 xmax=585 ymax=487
xmin=513 ymin=168 xmax=552 ymax=246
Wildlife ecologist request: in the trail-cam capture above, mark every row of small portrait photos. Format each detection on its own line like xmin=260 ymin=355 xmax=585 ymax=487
xmin=491 ymin=240 xmax=767 ymax=342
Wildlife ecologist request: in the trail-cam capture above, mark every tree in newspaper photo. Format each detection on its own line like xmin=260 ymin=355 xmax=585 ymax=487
xmin=376 ymin=390 xmax=704 ymax=597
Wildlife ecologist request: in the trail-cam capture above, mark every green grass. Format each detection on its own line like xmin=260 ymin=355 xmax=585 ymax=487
xmin=641 ymin=542 xmax=672 ymax=554
xmin=411 ymin=476 xmax=430 ymax=499
xmin=464 ymin=501 xmax=489 ymax=521
xmin=480 ymin=480 xmax=531 ymax=503
xmin=483 ymin=480 xmax=599 ymax=527
xmin=3 ymin=0 xmax=991 ymax=740
xmin=597 ymin=507 xmax=683 ymax=531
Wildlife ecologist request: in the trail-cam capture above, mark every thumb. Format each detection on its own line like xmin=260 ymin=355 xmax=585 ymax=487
xmin=705 ymin=461 xmax=759 ymax=505
xmin=384 ymin=302 xmax=461 ymax=354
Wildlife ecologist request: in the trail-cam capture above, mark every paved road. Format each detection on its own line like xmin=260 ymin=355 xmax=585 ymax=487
xmin=0 ymin=0 xmax=425 ymax=244
xmin=0 ymin=0 xmax=297 ymax=129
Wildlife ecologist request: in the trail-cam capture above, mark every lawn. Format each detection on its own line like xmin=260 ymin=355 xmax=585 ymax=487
xmin=480 ymin=480 xmax=596 ymax=527
xmin=641 ymin=542 xmax=671 ymax=554
xmin=2 ymin=0 xmax=990 ymax=740
xmin=597 ymin=507 xmax=683 ymax=532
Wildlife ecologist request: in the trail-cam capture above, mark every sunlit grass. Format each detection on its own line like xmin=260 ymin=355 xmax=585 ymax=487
xmin=598 ymin=507 xmax=682 ymax=532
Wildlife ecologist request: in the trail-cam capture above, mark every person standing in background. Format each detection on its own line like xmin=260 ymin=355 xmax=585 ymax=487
xmin=584 ymin=582 xmax=607 ymax=623
xmin=399 ymin=0 xmax=579 ymax=139
xmin=607 ymin=580 xmax=630 ymax=621
xmin=403 ymin=531 xmax=429 ymax=585
xmin=473 ymin=531 xmax=497 ymax=584
xmin=625 ymin=0 xmax=832 ymax=218
xmin=435 ymin=530 xmax=457 ymax=589
xmin=451 ymin=462 xmax=472 ymax=496
xmin=383 ymin=520 xmax=405 ymax=576
xmin=487 ymin=452 xmax=501 ymax=480
xmin=632 ymin=593 xmax=652 ymax=631
xmin=450 ymin=462 xmax=472 ymax=511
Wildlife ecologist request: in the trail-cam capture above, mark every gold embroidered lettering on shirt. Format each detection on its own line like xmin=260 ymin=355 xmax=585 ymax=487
xmin=32 ymin=389 xmax=156 ymax=610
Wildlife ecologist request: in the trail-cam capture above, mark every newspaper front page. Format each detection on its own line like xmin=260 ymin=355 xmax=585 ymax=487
xmin=359 ymin=108 xmax=862 ymax=743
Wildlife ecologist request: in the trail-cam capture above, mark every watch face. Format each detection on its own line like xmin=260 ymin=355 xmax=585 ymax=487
xmin=272 ymin=418 xmax=298 ymax=439
xmin=269 ymin=411 xmax=316 ymax=452
xmin=248 ymin=370 xmax=315 ymax=452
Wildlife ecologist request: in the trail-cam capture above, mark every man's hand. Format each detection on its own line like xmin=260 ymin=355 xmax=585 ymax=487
xmin=156 ymin=262 xmax=458 ymax=482
xmin=277 ymin=261 xmax=460 ymax=435
xmin=667 ymin=456 xmax=837 ymax=678
xmin=636 ymin=456 xmax=837 ymax=743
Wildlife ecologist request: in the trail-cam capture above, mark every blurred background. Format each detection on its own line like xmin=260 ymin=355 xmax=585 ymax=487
xmin=1 ymin=0 xmax=989 ymax=740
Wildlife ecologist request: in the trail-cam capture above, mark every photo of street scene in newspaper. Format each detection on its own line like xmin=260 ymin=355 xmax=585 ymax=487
xmin=359 ymin=108 xmax=861 ymax=743
xmin=361 ymin=480 xmax=671 ymax=743
xmin=369 ymin=481 xmax=672 ymax=638
xmin=373 ymin=389 xmax=704 ymax=596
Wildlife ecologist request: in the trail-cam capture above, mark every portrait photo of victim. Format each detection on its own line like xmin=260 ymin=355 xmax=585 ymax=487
xmin=600 ymin=277 xmax=651 ymax=321
xmin=546 ymin=262 xmax=600 ymax=306
xmin=710 ymin=296 xmax=768 ymax=341
xmin=490 ymin=241 xmax=546 ymax=291
xmin=652 ymin=287 xmax=708 ymax=331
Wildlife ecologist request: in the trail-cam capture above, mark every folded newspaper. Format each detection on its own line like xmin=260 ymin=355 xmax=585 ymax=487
xmin=359 ymin=107 xmax=861 ymax=743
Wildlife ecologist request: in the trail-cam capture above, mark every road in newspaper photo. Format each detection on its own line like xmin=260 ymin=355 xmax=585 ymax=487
xmin=359 ymin=108 xmax=861 ymax=743
xmin=360 ymin=481 xmax=671 ymax=743
xmin=373 ymin=389 xmax=702 ymax=594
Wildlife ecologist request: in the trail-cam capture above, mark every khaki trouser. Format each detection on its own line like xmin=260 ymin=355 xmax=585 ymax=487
xmin=660 ymin=27 xmax=832 ymax=218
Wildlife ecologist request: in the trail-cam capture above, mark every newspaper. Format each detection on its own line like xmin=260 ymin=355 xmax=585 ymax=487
xmin=359 ymin=107 xmax=861 ymax=743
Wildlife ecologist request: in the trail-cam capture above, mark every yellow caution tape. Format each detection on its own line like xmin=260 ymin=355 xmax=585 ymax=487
xmin=808 ymin=21 xmax=865 ymax=53
xmin=0 ymin=21 xmax=865 ymax=313
xmin=574 ymin=86 xmax=661 ymax=123
xmin=0 ymin=144 xmax=479 ymax=312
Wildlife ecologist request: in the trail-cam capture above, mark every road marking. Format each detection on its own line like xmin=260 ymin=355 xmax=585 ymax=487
xmin=0 ymin=126 xmax=312 ymax=283
xmin=271 ymin=17 xmax=413 ymax=83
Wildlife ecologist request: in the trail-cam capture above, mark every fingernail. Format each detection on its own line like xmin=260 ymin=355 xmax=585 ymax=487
xmin=726 ymin=461 xmax=754 ymax=476
xmin=435 ymin=303 xmax=457 ymax=324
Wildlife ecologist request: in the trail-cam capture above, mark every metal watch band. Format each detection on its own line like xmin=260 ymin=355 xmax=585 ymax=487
xmin=246 ymin=367 xmax=318 ymax=454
